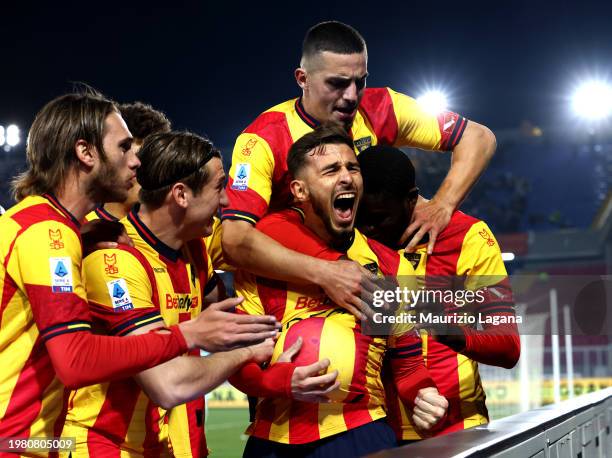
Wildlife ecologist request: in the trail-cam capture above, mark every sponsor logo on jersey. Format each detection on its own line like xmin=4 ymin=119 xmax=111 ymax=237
xmin=106 ymin=278 xmax=134 ymax=311
xmin=104 ymin=253 xmax=119 ymax=274
xmin=241 ymin=138 xmax=257 ymax=156
xmin=165 ymin=293 xmax=199 ymax=311
xmin=363 ymin=262 xmax=380 ymax=275
xmin=231 ymin=163 xmax=250 ymax=191
xmin=49 ymin=229 xmax=64 ymax=250
xmin=153 ymin=267 xmax=167 ymax=273
xmin=295 ymin=295 xmax=332 ymax=310
xmin=49 ymin=257 xmax=73 ymax=292
xmin=478 ymin=228 xmax=496 ymax=247
xmin=354 ymin=136 xmax=372 ymax=152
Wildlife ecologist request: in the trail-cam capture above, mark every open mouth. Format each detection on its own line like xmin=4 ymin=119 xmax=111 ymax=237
xmin=333 ymin=192 xmax=356 ymax=223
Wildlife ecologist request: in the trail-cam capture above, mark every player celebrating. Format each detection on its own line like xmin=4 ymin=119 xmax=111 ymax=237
xmin=231 ymin=126 xmax=448 ymax=458
xmin=355 ymin=145 xmax=520 ymax=441
xmin=85 ymin=101 xmax=172 ymax=222
xmin=64 ymin=131 xmax=280 ymax=457
xmin=0 ymin=91 xmax=276 ymax=457
xmin=221 ymin=20 xmax=496 ymax=318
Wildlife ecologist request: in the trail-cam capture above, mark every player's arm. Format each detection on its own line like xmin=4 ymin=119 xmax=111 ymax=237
xmin=423 ymin=222 xmax=520 ymax=368
xmin=229 ymin=336 xmax=339 ymax=403
xmin=385 ymin=88 xmax=496 ymax=253
xmin=221 ymin=134 xmax=376 ymax=319
xmin=130 ymin=324 xmax=275 ymax=410
xmin=388 ymin=332 xmax=448 ymax=431
xmin=15 ymin=226 xmax=278 ymax=389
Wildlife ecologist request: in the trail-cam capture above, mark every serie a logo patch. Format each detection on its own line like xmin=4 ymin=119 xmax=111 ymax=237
xmin=106 ymin=278 xmax=134 ymax=312
xmin=231 ymin=163 xmax=250 ymax=191
xmin=49 ymin=257 xmax=73 ymax=293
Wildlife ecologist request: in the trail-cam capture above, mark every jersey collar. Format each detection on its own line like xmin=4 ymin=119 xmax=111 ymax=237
xmin=42 ymin=193 xmax=81 ymax=228
xmin=94 ymin=205 xmax=119 ymax=222
xmin=127 ymin=204 xmax=182 ymax=262
xmin=295 ymin=97 xmax=320 ymax=128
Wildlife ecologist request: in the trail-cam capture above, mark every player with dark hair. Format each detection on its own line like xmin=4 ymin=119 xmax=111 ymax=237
xmin=356 ymin=145 xmax=520 ymax=442
xmin=231 ymin=125 xmax=448 ymax=458
xmin=86 ymin=101 xmax=172 ymax=222
xmin=0 ymin=91 xmax=272 ymax=455
xmin=221 ymin=20 xmax=496 ymax=321
xmin=63 ymin=131 xmax=280 ymax=457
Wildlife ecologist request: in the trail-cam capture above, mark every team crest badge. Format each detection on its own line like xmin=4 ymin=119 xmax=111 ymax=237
xmin=403 ymin=252 xmax=422 ymax=269
xmin=49 ymin=229 xmax=64 ymax=250
xmin=363 ymin=262 xmax=380 ymax=276
xmin=241 ymin=138 xmax=257 ymax=156
xmin=104 ymin=254 xmax=119 ymax=274
xmin=354 ymin=136 xmax=372 ymax=152
xmin=478 ymin=228 xmax=496 ymax=247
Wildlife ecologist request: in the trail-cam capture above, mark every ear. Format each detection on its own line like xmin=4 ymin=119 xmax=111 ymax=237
xmin=295 ymin=67 xmax=307 ymax=90
xmin=290 ymin=179 xmax=308 ymax=202
xmin=170 ymin=182 xmax=189 ymax=209
xmin=74 ymin=139 xmax=96 ymax=168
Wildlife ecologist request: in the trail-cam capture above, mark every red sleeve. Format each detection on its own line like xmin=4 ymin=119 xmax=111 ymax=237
xmin=388 ymin=333 xmax=436 ymax=408
xmin=256 ymin=210 xmax=343 ymax=261
xmin=461 ymin=280 xmax=520 ymax=369
xmin=45 ymin=326 xmax=188 ymax=389
xmin=229 ymin=361 xmax=295 ymax=398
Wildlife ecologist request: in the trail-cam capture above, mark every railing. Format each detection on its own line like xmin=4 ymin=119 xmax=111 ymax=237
xmin=368 ymin=387 xmax=612 ymax=458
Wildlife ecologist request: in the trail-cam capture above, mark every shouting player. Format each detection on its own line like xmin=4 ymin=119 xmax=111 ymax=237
xmin=63 ymin=131 xmax=281 ymax=457
xmin=356 ymin=145 xmax=520 ymax=442
xmin=231 ymin=125 xmax=448 ymax=458
xmin=0 ymin=91 xmax=275 ymax=456
xmin=221 ymin=20 xmax=496 ymax=318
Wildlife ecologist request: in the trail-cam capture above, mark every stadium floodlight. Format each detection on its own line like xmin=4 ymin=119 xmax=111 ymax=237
xmin=6 ymin=124 xmax=20 ymax=147
xmin=501 ymin=252 xmax=515 ymax=262
xmin=0 ymin=125 xmax=5 ymax=147
xmin=416 ymin=90 xmax=449 ymax=115
xmin=571 ymin=80 xmax=612 ymax=120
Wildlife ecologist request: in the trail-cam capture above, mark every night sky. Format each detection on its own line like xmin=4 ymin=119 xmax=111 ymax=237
xmin=2 ymin=0 xmax=612 ymax=149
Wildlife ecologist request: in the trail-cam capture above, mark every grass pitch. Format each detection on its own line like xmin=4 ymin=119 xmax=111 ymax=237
xmin=206 ymin=408 xmax=250 ymax=457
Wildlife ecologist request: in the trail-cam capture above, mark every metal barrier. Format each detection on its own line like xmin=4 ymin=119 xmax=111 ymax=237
xmin=368 ymin=387 xmax=612 ymax=458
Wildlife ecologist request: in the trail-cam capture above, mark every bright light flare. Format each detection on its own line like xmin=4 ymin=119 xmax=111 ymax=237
xmin=6 ymin=124 xmax=20 ymax=147
xmin=417 ymin=90 xmax=449 ymax=115
xmin=571 ymin=80 xmax=612 ymax=120
xmin=0 ymin=126 xmax=4 ymax=146
xmin=501 ymin=252 xmax=515 ymax=262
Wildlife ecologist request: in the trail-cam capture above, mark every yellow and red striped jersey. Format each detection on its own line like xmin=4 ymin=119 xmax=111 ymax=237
xmin=222 ymin=88 xmax=467 ymax=224
xmin=234 ymin=209 xmax=417 ymax=444
xmin=203 ymin=216 xmax=232 ymax=272
xmin=0 ymin=195 xmax=92 ymax=454
xmin=63 ymin=206 xmax=215 ymax=457
xmin=385 ymin=211 xmax=511 ymax=440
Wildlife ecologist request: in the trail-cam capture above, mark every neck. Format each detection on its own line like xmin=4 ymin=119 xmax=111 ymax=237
xmin=302 ymin=206 xmax=350 ymax=250
xmin=301 ymin=94 xmax=322 ymax=125
xmin=54 ymin=172 xmax=96 ymax=221
xmin=137 ymin=204 xmax=185 ymax=251
xmin=103 ymin=202 xmax=130 ymax=220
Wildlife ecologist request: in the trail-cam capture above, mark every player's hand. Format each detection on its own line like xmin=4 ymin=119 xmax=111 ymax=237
xmin=279 ymin=337 xmax=340 ymax=403
xmin=318 ymin=259 xmax=378 ymax=321
xmin=179 ymin=297 xmax=281 ymax=352
xmin=247 ymin=338 xmax=275 ymax=365
xmin=411 ymin=387 xmax=449 ymax=431
xmin=81 ymin=219 xmax=134 ymax=255
xmin=402 ymin=198 xmax=453 ymax=255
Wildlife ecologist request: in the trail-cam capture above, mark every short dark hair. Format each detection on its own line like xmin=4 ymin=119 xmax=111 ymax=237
xmin=119 ymin=102 xmax=171 ymax=141
xmin=287 ymin=124 xmax=354 ymax=178
xmin=357 ymin=145 xmax=416 ymax=200
xmin=12 ymin=88 xmax=116 ymax=201
xmin=138 ymin=131 xmax=221 ymax=208
xmin=302 ymin=21 xmax=366 ymax=61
